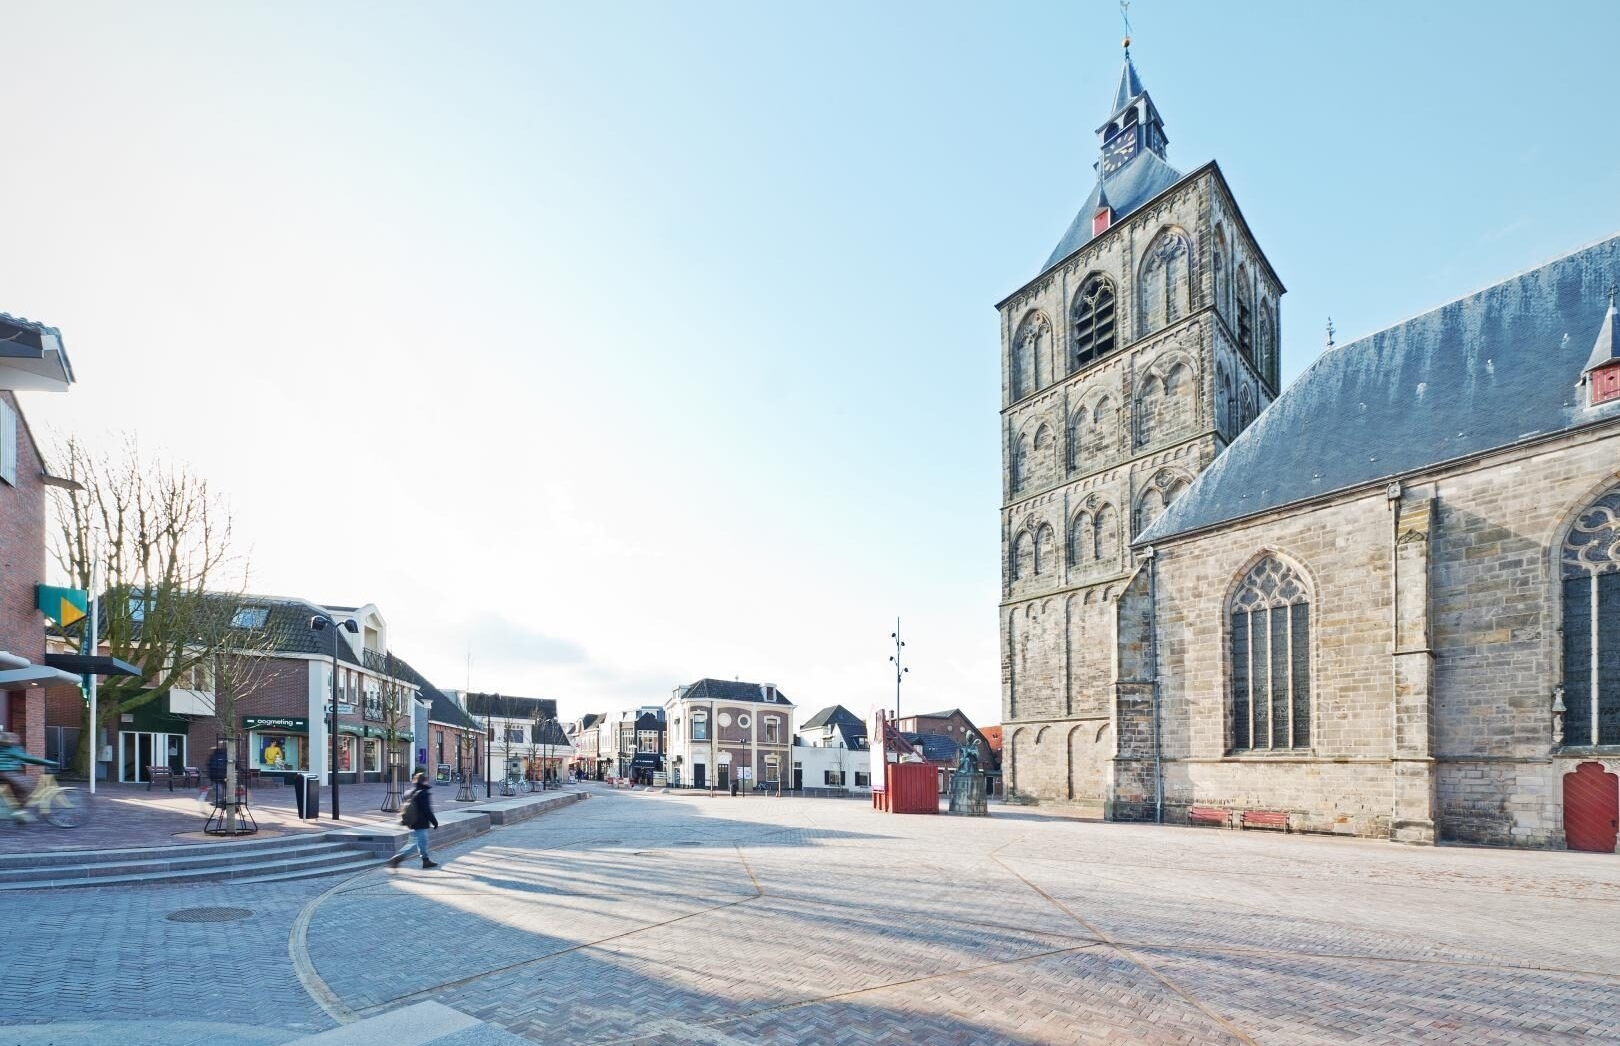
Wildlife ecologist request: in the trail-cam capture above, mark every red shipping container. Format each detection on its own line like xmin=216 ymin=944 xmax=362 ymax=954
xmin=874 ymin=761 xmax=937 ymax=815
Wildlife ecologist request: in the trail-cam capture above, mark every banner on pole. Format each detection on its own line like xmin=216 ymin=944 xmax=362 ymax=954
xmin=36 ymin=585 xmax=88 ymax=627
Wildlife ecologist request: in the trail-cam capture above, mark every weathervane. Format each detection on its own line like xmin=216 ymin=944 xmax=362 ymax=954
xmin=1120 ymin=0 xmax=1133 ymax=51
xmin=1326 ymin=316 xmax=1336 ymax=349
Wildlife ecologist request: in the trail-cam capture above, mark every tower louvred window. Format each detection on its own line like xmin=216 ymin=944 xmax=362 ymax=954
xmin=1072 ymin=276 xmax=1117 ymax=367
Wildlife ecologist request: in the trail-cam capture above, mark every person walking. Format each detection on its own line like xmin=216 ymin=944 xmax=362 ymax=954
xmin=388 ymin=771 xmax=440 ymax=869
xmin=204 ymin=741 xmax=228 ymax=803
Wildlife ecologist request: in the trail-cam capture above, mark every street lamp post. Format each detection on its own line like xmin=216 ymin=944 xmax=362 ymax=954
xmin=310 ymin=614 xmax=359 ymax=821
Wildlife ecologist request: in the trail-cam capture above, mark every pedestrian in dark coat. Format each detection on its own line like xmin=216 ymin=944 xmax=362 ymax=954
xmin=388 ymin=771 xmax=440 ymax=869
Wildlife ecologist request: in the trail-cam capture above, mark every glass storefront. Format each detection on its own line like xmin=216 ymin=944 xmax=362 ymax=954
xmin=363 ymin=737 xmax=381 ymax=773
xmin=243 ymin=717 xmax=310 ymax=775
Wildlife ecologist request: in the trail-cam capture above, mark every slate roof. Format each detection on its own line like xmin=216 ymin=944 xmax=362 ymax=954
xmin=1111 ymin=53 xmax=1144 ymax=115
xmin=1139 ymin=234 xmax=1620 ymax=543
xmin=462 ymin=692 xmax=558 ymax=722
xmin=429 ymin=690 xmax=479 ymax=730
xmin=1042 ymin=149 xmax=1185 ymax=275
xmin=534 ymin=718 xmax=572 ymax=747
xmin=801 ymin=705 xmax=862 ymax=730
xmin=677 ymin=678 xmax=794 ymax=707
xmin=902 ymin=732 xmax=960 ymax=763
xmin=1585 ymin=294 xmax=1618 ymax=372
xmin=97 ymin=591 xmax=371 ymax=668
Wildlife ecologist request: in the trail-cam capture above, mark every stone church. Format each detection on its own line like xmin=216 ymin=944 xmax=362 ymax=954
xmin=998 ymin=48 xmax=1620 ymax=852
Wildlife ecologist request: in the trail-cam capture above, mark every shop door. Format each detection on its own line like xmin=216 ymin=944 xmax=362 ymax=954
xmin=793 ymin=767 xmax=803 ymax=792
xmin=693 ymin=763 xmax=706 ymax=788
xmin=716 ymin=765 xmax=729 ymax=790
xmin=166 ymin=734 xmax=186 ymax=774
xmin=121 ymin=733 xmax=157 ymax=782
xmin=1564 ymin=762 xmax=1619 ymax=853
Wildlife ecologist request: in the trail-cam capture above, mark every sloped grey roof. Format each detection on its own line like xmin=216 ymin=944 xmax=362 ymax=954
xmin=429 ymin=690 xmax=479 ymax=730
xmin=1585 ymin=297 xmax=1618 ymax=372
xmin=1139 ymin=234 xmax=1620 ymax=543
xmin=801 ymin=705 xmax=862 ymax=730
xmin=463 ymin=691 xmax=557 ymax=721
xmin=1042 ymin=149 xmax=1185 ymax=274
xmin=678 ymin=677 xmax=794 ymax=707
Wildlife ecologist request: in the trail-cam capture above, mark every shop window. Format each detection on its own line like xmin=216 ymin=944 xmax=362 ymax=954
xmin=824 ymin=769 xmax=845 ymax=786
xmin=363 ymin=738 xmax=381 ymax=773
xmin=765 ymin=756 xmax=779 ymax=783
xmin=855 ymin=771 xmax=871 ymax=787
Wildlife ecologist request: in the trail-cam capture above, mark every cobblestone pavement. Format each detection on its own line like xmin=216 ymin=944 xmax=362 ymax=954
xmin=5 ymin=786 xmax=1620 ymax=1044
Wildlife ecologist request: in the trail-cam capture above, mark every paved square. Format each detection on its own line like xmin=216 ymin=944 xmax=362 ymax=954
xmin=5 ymin=786 xmax=1618 ymax=1045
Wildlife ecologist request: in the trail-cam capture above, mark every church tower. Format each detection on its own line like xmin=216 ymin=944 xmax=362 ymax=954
xmin=997 ymin=42 xmax=1284 ymax=809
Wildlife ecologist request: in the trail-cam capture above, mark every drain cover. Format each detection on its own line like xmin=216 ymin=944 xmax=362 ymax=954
xmin=166 ymin=907 xmax=254 ymax=923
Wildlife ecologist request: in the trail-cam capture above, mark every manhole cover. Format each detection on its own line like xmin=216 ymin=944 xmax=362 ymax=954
xmin=166 ymin=907 xmax=254 ymax=923
xmin=673 ymin=841 xmax=703 ymax=847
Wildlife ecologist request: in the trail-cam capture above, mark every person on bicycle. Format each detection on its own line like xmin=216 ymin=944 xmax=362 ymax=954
xmin=0 ymin=731 xmax=54 ymax=804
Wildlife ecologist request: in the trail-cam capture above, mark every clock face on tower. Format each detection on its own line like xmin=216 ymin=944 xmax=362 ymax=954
xmin=1101 ymin=127 xmax=1138 ymax=173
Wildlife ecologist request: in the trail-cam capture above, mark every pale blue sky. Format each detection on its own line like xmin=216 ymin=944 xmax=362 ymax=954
xmin=6 ymin=2 xmax=1617 ymax=729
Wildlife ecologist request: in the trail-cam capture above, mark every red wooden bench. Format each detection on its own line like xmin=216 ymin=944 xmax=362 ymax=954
xmin=1188 ymin=806 xmax=1229 ymax=828
xmin=1240 ymin=809 xmax=1289 ymax=832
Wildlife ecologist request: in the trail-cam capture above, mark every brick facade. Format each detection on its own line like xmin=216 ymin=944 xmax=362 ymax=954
xmin=0 ymin=390 xmax=50 ymax=757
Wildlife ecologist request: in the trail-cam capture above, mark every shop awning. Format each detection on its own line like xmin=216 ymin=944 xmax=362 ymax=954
xmin=630 ymin=753 xmax=662 ymax=768
xmin=0 ymin=664 xmax=84 ymax=688
xmin=45 ymin=653 xmax=142 ymax=677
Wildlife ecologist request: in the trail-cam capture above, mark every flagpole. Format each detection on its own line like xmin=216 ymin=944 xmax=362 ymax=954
xmin=87 ymin=559 xmax=99 ymax=795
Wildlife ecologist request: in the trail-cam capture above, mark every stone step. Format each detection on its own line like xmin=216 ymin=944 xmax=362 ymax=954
xmin=0 ymin=839 xmax=356 ymax=883
xmin=0 ymin=831 xmax=298 ymax=870
xmin=0 ymin=843 xmax=378 ymax=890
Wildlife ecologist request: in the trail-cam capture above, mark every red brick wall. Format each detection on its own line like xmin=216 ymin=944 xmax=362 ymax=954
xmin=1 ymin=391 xmax=49 ymax=755
xmin=184 ymin=656 xmax=312 ymax=756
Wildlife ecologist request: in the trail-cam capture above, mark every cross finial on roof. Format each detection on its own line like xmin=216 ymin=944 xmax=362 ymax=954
xmin=1120 ymin=0 xmax=1132 ymax=52
xmin=1326 ymin=316 xmax=1336 ymax=348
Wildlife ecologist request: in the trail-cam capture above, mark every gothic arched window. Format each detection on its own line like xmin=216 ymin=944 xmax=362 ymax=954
xmin=1138 ymin=228 xmax=1192 ymax=336
xmin=1012 ymin=432 xmax=1030 ymax=494
xmin=1229 ymin=555 xmax=1312 ymax=752
xmin=1093 ymin=503 xmax=1118 ymax=562
xmin=1034 ymin=524 xmax=1057 ymax=576
xmin=1238 ymin=385 xmax=1256 ymax=431
xmin=1012 ymin=531 xmax=1034 ymax=582
xmin=1069 ymin=511 xmax=1094 ymax=566
xmin=1218 ymin=367 xmax=1234 ymax=437
xmin=1013 ymin=313 xmax=1053 ymax=399
xmin=1071 ymin=275 xmax=1117 ymax=368
xmin=1561 ymin=485 xmax=1620 ymax=746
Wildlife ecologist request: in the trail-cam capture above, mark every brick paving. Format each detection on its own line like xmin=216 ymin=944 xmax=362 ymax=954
xmin=0 ymin=778 xmax=528 ymax=854
xmin=4 ymin=785 xmax=1619 ymax=1044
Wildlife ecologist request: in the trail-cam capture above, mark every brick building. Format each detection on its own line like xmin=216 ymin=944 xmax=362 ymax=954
xmin=998 ymin=45 xmax=1620 ymax=852
xmin=665 ymin=679 xmax=793 ymax=791
xmin=49 ymin=593 xmax=444 ymax=786
xmin=0 ymin=313 xmax=79 ymax=763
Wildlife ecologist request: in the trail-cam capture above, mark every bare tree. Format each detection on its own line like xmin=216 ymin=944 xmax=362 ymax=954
xmin=50 ymin=437 xmax=244 ymax=778
xmin=376 ymin=655 xmax=415 ymax=812
xmin=205 ymin=623 xmax=279 ymax=834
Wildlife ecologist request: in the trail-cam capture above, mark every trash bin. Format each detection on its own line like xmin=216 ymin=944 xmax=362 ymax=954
xmin=295 ymin=774 xmax=321 ymax=819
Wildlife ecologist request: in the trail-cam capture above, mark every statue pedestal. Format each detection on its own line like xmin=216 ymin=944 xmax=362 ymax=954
xmin=947 ymin=771 xmax=988 ymax=816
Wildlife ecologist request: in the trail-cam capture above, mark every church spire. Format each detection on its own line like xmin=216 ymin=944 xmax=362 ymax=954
xmin=1112 ymin=49 xmax=1145 ymax=114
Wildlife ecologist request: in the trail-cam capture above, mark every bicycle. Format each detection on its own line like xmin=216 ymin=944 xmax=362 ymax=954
xmin=0 ymin=773 xmax=89 ymax=828
xmin=517 ymin=776 xmax=533 ymax=794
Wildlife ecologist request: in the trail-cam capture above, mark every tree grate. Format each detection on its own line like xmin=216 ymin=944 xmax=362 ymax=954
xmin=166 ymin=907 xmax=254 ymax=923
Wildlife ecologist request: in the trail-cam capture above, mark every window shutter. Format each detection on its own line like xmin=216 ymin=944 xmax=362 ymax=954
xmin=0 ymin=398 xmax=17 ymax=486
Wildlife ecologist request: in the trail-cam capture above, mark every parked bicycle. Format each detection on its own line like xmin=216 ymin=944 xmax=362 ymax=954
xmin=0 ymin=773 xmax=89 ymax=828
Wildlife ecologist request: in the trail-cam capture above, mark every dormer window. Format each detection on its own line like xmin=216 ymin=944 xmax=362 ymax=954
xmin=1092 ymin=207 xmax=1112 ymax=237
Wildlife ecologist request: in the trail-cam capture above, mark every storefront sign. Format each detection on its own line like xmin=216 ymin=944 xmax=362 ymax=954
xmin=243 ymin=716 xmax=309 ymax=731
xmin=323 ymin=703 xmax=356 ymax=715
